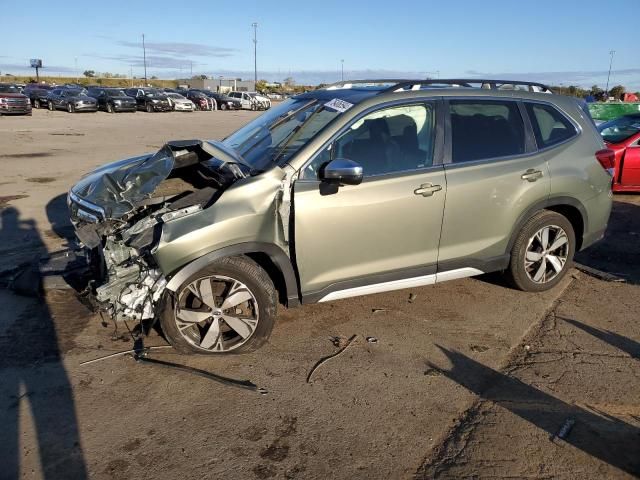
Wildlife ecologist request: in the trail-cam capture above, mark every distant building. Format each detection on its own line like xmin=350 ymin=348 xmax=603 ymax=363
xmin=179 ymin=78 xmax=256 ymax=93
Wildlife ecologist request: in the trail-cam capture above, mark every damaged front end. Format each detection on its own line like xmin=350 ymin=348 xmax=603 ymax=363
xmin=68 ymin=140 xmax=249 ymax=322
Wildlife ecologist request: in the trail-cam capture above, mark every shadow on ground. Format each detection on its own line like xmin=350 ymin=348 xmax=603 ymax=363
xmin=0 ymin=206 xmax=87 ymax=479
xmin=418 ymin=345 xmax=640 ymax=477
xmin=576 ymin=197 xmax=640 ymax=284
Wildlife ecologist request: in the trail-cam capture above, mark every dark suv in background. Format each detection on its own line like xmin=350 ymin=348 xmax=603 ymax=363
xmin=23 ymin=84 xmax=54 ymax=108
xmin=124 ymin=88 xmax=172 ymax=112
xmin=88 ymin=88 xmax=137 ymax=113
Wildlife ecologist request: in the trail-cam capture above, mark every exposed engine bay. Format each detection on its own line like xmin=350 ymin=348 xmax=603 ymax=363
xmin=68 ymin=140 xmax=250 ymax=322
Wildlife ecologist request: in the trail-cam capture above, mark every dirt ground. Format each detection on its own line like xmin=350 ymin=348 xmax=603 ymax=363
xmin=0 ymin=109 xmax=638 ymax=480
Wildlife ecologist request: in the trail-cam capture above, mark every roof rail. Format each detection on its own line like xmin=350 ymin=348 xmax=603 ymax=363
xmin=322 ymin=79 xmax=414 ymax=90
xmin=386 ymin=79 xmax=554 ymax=93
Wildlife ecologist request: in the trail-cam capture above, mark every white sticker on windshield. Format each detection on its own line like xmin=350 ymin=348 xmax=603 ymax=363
xmin=324 ymin=98 xmax=354 ymax=113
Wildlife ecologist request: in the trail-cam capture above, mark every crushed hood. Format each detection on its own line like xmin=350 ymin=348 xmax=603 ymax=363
xmin=70 ymin=139 xmax=247 ymax=220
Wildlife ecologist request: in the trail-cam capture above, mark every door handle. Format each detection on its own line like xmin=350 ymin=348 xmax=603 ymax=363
xmin=521 ymin=169 xmax=543 ymax=182
xmin=414 ymin=183 xmax=442 ymax=197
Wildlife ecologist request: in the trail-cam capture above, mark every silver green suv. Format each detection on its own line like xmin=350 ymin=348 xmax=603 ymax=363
xmin=68 ymin=79 xmax=613 ymax=354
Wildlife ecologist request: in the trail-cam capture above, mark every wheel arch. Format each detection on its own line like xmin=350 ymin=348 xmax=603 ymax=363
xmin=507 ymin=196 xmax=587 ymax=254
xmin=164 ymin=242 xmax=300 ymax=307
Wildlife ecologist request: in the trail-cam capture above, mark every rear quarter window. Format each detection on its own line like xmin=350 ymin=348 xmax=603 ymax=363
xmin=525 ymin=103 xmax=577 ymax=149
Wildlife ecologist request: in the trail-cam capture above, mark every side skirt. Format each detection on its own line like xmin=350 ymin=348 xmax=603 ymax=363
xmin=317 ymin=267 xmax=483 ymax=303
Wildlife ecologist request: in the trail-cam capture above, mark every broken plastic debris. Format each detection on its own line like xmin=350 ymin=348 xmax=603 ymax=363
xmin=552 ymin=418 xmax=575 ymax=441
xmin=366 ymin=336 xmax=378 ymax=344
xmin=409 ymin=293 xmax=417 ymax=303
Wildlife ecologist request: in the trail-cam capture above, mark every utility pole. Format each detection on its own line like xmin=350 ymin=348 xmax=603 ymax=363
xmin=341 ymin=59 xmax=344 ymax=81
xmin=252 ymin=22 xmax=258 ymax=85
xmin=605 ymin=50 xmax=615 ymax=99
xmin=190 ymin=61 xmax=193 ymax=77
xmin=74 ymin=57 xmax=78 ymax=83
xmin=142 ymin=33 xmax=147 ymax=84
xmin=130 ymin=65 xmax=133 ymax=87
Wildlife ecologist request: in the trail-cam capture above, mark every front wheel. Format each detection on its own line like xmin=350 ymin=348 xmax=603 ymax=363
xmin=505 ymin=210 xmax=575 ymax=292
xmin=160 ymin=256 xmax=277 ymax=354
xmin=33 ymin=99 xmax=40 ymax=109
xmin=67 ymin=103 xmax=74 ymax=113
xmin=146 ymin=103 xmax=153 ymax=113
xmin=106 ymin=103 xmax=114 ymax=113
xmin=48 ymin=101 xmax=54 ymax=111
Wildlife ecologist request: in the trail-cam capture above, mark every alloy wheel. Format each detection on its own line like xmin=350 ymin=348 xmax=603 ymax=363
xmin=524 ymin=225 xmax=569 ymax=284
xmin=174 ymin=275 xmax=259 ymax=352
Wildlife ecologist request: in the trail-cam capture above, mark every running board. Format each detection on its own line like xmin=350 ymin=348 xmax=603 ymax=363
xmin=318 ymin=267 xmax=484 ymax=303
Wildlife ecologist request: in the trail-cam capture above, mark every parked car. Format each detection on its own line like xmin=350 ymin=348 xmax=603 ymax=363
xmin=124 ymin=88 xmax=172 ymax=112
xmin=166 ymin=92 xmax=195 ymax=112
xmin=196 ymin=91 xmax=241 ymax=110
xmin=0 ymin=83 xmax=32 ymax=115
xmin=597 ymin=113 xmax=640 ymax=192
xmin=23 ymin=84 xmax=54 ymax=108
xmin=88 ymin=88 xmax=137 ymax=113
xmin=250 ymin=92 xmax=271 ymax=110
xmin=184 ymin=90 xmax=212 ymax=110
xmin=228 ymin=91 xmax=265 ymax=110
xmin=47 ymin=88 xmax=97 ymax=113
xmin=68 ymin=78 xmax=612 ymax=354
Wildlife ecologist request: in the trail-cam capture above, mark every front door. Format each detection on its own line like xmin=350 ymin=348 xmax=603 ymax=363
xmin=293 ymin=101 xmax=446 ymax=301
xmin=621 ymin=140 xmax=640 ymax=187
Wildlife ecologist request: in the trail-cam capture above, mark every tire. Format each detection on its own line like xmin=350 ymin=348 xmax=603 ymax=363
xmin=251 ymin=103 xmax=256 ymax=111
xmin=505 ymin=210 xmax=575 ymax=292
xmin=146 ymin=103 xmax=153 ymax=113
xmin=220 ymin=103 xmax=227 ymax=111
xmin=67 ymin=103 xmax=74 ymax=113
xmin=33 ymin=99 xmax=40 ymax=109
xmin=160 ymin=256 xmax=277 ymax=355
xmin=48 ymin=101 xmax=54 ymax=111
xmin=212 ymin=100 xmax=217 ymax=111
xmin=106 ymin=103 xmax=114 ymax=113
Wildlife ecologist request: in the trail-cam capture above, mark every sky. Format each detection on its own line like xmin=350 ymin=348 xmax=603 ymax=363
xmin=2 ymin=0 xmax=638 ymax=89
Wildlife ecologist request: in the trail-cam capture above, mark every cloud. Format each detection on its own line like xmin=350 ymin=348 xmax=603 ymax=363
xmin=0 ymin=63 xmax=76 ymax=75
xmin=94 ymin=53 xmax=206 ymax=70
xmin=116 ymin=40 xmax=235 ymax=58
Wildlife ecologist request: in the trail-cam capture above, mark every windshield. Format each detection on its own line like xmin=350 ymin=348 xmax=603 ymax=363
xmin=65 ymin=89 xmax=83 ymax=96
xmin=0 ymin=85 xmax=20 ymax=93
xmin=168 ymin=93 xmax=185 ymax=99
xmin=108 ymin=89 xmax=126 ymax=97
xmin=143 ymin=89 xmax=163 ymax=97
xmin=223 ymin=97 xmax=343 ymax=170
xmin=598 ymin=115 xmax=640 ymax=144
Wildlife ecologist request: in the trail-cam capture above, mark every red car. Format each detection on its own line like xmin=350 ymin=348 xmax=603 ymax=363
xmin=598 ymin=114 xmax=640 ymax=192
xmin=0 ymin=83 xmax=32 ymax=115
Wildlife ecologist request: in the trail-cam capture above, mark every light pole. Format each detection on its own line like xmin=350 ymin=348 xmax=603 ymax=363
xmin=142 ymin=33 xmax=147 ymax=84
xmin=341 ymin=59 xmax=344 ymax=81
xmin=252 ymin=22 xmax=258 ymax=85
xmin=605 ymin=50 xmax=615 ymax=99
xmin=219 ymin=75 xmax=223 ymax=91
xmin=74 ymin=57 xmax=78 ymax=83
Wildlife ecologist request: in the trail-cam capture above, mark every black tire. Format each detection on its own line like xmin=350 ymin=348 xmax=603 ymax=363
xmin=48 ymin=101 xmax=54 ymax=111
xmin=505 ymin=210 xmax=575 ymax=292
xmin=160 ymin=256 xmax=277 ymax=355
xmin=146 ymin=102 xmax=153 ymax=113
xmin=67 ymin=103 xmax=74 ymax=113
xmin=33 ymin=99 xmax=40 ymax=109
xmin=212 ymin=100 xmax=217 ymax=111
xmin=220 ymin=103 xmax=227 ymax=111
xmin=106 ymin=103 xmax=114 ymax=113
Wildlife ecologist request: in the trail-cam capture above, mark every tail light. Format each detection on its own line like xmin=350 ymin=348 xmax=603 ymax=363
xmin=595 ymin=148 xmax=615 ymax=176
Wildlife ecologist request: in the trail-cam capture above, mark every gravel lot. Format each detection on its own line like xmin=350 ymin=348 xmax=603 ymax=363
xmin=0 ymin=109 xmax=638 ymax=479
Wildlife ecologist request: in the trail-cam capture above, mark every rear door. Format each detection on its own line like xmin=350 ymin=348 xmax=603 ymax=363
xmin=438 ymin=98 xmax=550 ymax=271
xmin=294 ymin=100 xmax=447 ymax=300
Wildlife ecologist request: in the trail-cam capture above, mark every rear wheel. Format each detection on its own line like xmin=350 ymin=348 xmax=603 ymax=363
xmin=220 ymin=103 xmax=227 ymax=111
xmin=48 ymin=101 xmax=54 ymax=111
xmin=106 ymin=103 xmax=114 ymax=113
xmin=505 ymin=210 xmax=575 ymax=292
xmin=160 ymin=256 xmax=277 ymax=354
xmin=33 ymin=99 xmax=40 ymax=109
xmin=146 ymin=102 xmax=153 ymax=113
xmin=67 ymin=103 xmax=74 ymax=113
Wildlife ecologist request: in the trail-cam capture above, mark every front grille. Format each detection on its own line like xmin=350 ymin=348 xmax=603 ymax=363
xmin=6 ymin=98 xmax=28 ymax=106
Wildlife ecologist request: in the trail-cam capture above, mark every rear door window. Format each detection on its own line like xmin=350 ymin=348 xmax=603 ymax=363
xmin=526 ymin=103 xmax=577 ymax=148
xmin=449 ymin=100 xmax=525 ymax=163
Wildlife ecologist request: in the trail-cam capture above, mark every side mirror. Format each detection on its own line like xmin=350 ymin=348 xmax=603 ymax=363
xmin=321 ymin=158 xmax=363 ymax=186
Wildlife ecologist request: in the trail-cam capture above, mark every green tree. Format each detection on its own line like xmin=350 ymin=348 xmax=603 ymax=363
xmin=255 ymin=79 xmax=268 ymax=92
xmin=609 ymin=85 xmax=625 ymax=100
xmin=590 ymin=84 xmax=603 ymax=96
xmin=83 ymin=70 xmax=95 ymax=78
